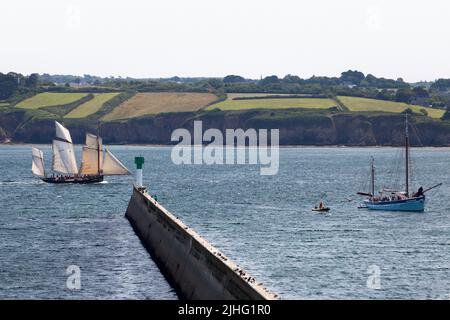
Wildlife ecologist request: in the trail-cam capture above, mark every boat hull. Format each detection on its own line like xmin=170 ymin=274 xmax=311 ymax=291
xmin=312 ymin=208 xmax=330 ymax=212
xmin=364 ymin=196 xmax=425 ymax=212
xmin=41 ymin=175 xmax=104 ymax=184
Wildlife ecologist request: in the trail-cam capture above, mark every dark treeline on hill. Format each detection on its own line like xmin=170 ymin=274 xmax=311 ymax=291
xmin=1 ymin=70 xmax=450 ymax=109
xmin=0 ymin=72 xmax=39 ymax=100
xmin=431 ymin=79 xmax=450 ymax=92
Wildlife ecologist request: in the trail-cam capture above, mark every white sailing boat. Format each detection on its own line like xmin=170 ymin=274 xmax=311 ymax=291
xmin=32 ymin=121 xmax=130 ymax=184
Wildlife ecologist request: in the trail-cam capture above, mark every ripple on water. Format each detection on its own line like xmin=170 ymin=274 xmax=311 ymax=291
xmin=1 ymin=145 xmax=450 ymax=299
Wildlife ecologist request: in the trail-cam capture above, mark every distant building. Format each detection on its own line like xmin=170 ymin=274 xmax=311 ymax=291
xmin=69 ymin=82 xmax=89 ymax=88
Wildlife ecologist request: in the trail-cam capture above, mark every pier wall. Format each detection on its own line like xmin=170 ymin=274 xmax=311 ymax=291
xmin=125 ymin=186 xmax=278 ymax=300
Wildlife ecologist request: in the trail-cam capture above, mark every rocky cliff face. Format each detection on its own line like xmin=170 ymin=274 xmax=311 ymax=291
xmin=0 ymin=110 xmax=28 ymax=142
xmin=0 ymin=127 xmax=7 ymax=143
xmin=2 ymin=110 xmax=450 ymax=146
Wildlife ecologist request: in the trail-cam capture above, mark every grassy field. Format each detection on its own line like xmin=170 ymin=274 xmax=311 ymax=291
xmin=225 ymin=93 xmax=306 ymax=100
xmin=338 ymin=96 xmax=445 ymax=119
xmin=206 ymin=97 xmax=336 ymax=111
xmin=16 ymin=93 xmax=89 ymax=109
xmin=102 ymin=92 xmax=218 ymax=121
xmin=65 ymin=93 xmax=120 ymax=118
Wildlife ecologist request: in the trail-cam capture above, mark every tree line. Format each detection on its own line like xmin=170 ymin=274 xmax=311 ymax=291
xmin=0 ymin=72 xmax=38 ymax=100
xmin=1 ymin=70 xmax=449 ymax=110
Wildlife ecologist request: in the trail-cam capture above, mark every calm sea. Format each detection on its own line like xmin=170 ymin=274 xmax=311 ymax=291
xmin=0 ymin=145 xmax=449 ymax=299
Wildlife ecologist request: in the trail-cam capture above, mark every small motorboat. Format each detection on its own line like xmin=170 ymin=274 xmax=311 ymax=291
xmin=312 ymin=207 xmax=330 ymax=212
xmin=312 ymin=200 xmax=330 ymax=212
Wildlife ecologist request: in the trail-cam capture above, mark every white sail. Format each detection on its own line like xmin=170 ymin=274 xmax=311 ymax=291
xmin=31 ymin=147 xmax=45 ymax=177
xmin=85 ymin=133 xmax=102 ymax=149
xmin=52 ymin=140 xmax=78 ymax=174
xmin=55 ymin=121 xmax=73 ymax=143
xmin=102 ymin=148 xmax=130 ymax=175
xmin=52 ymin=141 xmax=66 ymax=173
xmin=79 ymin=134 xmax=103 ymax=175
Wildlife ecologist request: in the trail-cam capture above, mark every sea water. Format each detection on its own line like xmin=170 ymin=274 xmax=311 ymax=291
xmin=0 ymin=145 xmax=449 ymax=299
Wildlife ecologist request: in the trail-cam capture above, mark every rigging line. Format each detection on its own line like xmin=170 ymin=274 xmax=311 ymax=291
xmin=357 ymin=169 xmax=367 ymax=194
xmin=410 ymin=121 xmax=424 ymax=147
xmin=407 ymin=123 xmax=424 ymax=188
xmin=387 ymin=148 xmax=402 ymax=191
xmin=359 ymin=157 xmax=372 ymax=193
xmin=364 ymin=164 xmax=370 ymax=193
xmin=409 ymin=154 xmax=414 ymax=189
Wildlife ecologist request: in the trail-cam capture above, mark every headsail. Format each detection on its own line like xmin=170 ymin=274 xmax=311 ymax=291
xmin=79 ymin=134 xmax=103 ymax=175
xmin=102 ymin=148 xmax=131 ymax=175
xmin=31 ymin=147 xmax=45 ymax=177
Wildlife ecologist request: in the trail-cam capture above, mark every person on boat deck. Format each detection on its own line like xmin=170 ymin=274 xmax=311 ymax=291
xmin=398 ymin=193 xmax=407 ymax=200
xmin=413 ymin=186 xmax=424 ymax=197
xmin=319 ymin=201 xmax=324 ymax=209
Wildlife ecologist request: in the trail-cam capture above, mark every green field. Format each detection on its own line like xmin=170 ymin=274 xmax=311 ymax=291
xmin=16 ymin=92 xmax=89 ymax=109
xmin=65 ymin=93 xmax=120 ymax=118
xmin=206 ymin=97 xmax=336 ymax=111
xmin=338 ymin=96 xmax=445 ymax=119
xmin=225 ymin=93 xmax=304 ymax=100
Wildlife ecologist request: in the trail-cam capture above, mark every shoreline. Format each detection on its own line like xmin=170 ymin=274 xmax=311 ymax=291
xmin=2 ymin=142 xmax=450 ymax=149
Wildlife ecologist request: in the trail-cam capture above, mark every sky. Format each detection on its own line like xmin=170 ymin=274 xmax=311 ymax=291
xmin=0 ymin=0 xmax=449 ymax=82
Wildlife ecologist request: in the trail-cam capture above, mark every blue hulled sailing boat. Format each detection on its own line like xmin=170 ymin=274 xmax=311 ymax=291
xmin=357 ymin=114 xmax=441 ymax=212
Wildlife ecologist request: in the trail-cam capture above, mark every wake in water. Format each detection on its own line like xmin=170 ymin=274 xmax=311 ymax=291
xmin=0 ymin=179 xmax=44 ymax=186
xmin=0 ymin=179 xmax=111 ymax=186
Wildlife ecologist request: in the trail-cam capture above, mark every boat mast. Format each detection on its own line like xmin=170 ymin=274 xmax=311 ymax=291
xmin=405 ymin=113 xmax=409 ymax=197
xmin=371 ymin=157 xmax=375 ymax=197
xmin=97 ymin=122 xmax=101 ymax=176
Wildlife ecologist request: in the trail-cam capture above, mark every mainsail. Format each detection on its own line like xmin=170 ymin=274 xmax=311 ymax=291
xmin=79 ymin=134 xmax=103 ymax=175
xmin=31 ymin=147 xmax=45 ymax=177
xmin=52 ymin=141 xmax=65 ymax=173
xmin=102 ymin=148 xmax=131 ymax=175
xmin=52 ymin=121 xmax=78 ymax=175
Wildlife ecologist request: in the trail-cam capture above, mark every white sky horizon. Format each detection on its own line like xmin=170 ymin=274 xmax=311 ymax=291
xmin=1 ymin=0 xmax=449 ymax=82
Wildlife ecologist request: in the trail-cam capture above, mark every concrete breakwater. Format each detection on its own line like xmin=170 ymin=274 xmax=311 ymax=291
xmin=125 ymin=186 xmax=278 ymax=300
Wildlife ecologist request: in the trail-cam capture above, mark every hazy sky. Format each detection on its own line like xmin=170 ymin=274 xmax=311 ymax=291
xmin=1 ymin=0 xmax=449 ymax=81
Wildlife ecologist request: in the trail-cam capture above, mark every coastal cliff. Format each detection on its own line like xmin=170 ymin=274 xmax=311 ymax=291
xmin=2 ymin=109 xmax=450 ymax=146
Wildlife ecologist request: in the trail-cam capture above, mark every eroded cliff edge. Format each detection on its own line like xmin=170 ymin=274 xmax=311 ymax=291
xmin=2 ymin=109 xmax=450 ymax=146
